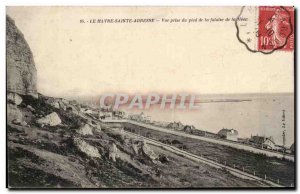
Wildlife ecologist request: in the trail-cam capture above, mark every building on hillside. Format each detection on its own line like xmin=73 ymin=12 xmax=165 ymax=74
xmin=183 ymin=125 xmax=196 ymax=133
xmin=113 ymin=110 xmax=126 ymax=119
xmin=128 ymin=112 xmax=150 ymax=123
xmin=217 ymin=128 xmax=239 ymax=141
xmin=167 ymin=122 xmax=185 ymax=130
xmin=98 ymin=111 xmax=113 ymax=120
xmin=142 ymin=116 xmax=151 ymax=123
xmin=250 ymin=135 xmax=276 ymax=150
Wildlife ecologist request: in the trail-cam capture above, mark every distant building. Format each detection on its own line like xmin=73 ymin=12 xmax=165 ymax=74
xmin=250 ymin=135 xmax=276 ymax=150
xmin=99 ymin=111 xmax=113 ymax=120
xmin=167 ymin=122 xmax=185 ymax=130
xmin=128 ymin=112 xmax=150 ymax=122
xmin=183 ymin=125 xmax=196 ymax=133
xmin=113 ymin=110 xmax=126 ymax=118
xmin=143 ymin=116 xmax=151 ymax=123
xmin=218 ymin=128 xmax=238 ymax=141
xmin=263 ymin=138 xmax=276 ymax=150
xmin=182 ymin=127 xmax=218 ymax=138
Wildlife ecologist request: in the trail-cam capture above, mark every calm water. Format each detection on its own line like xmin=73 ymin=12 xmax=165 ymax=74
xmin=127 ymin=93 xmax=294 ymax=147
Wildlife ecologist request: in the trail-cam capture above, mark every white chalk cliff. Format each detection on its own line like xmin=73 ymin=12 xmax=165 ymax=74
xmin=6 ymin=15 xmax=38 ymax=97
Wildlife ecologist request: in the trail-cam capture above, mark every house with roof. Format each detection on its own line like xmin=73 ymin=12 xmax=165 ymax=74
xmin=217 ymin=128 xmax=238 ymax=141
xmin=183 ymin=125 xmax=196 ymax=133
xmin=127 ymin=112 xmax=151 ymax=123
xmin=167 ymin=121 xmax=185 ymax=130
xmin=250 ymin=135 xmax=276 ymax=150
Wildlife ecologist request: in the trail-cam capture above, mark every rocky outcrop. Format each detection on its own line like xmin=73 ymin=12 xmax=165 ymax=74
xmin=6 ymin=15 xmax=38 ymax=97
xmin=141 ymin=142 xmax=158 ymax=160
xmin=74 ymin=138 xmax=101 ymax=158
xmin=37 ymin=112 xmax=61 ymax=126
xmin=132 ymin=140 xmax=158 ymax=161
xmin=7 ymin=93 xmax=22 ymax=105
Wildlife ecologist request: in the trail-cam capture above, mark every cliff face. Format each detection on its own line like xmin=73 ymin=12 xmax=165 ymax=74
xmin=6 ymin=15 xmax=38 ymax=97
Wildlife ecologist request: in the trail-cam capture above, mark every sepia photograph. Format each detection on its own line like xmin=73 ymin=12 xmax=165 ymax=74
xmin=6 ymin=6 xmax=295 ymax=189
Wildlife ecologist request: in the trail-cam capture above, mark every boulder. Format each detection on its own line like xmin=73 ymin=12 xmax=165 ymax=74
xmin=20 ymin=121 xmax=28 ymax=126
xmin=37 ymin=112 xmax=61 ymax=126
xmin=77 ymin=124 xmax=93 ymax=136
xmin=46 ymin=98 xmax=67 ymax=110
xmin=6 ymin=16 xmax=38 ymax=97
xmin=131 ymin=140 xmax=158 ymax=161
xmin=7 ymin=104 xmax=23 ymax=123
xmin=7 ymin=93 xmax=23 ymax=105
xmin=74 ymin=138 xmax=101 ymax=158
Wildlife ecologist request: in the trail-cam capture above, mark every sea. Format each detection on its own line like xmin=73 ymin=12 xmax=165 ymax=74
xmin=127 ymin=93 xmax=294 ymax=147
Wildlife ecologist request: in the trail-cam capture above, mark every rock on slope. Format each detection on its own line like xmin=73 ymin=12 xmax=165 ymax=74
xmin=7 ymin=95 xmax=161 ymax=188
xmin=6 ymin=15 xmax=38 ymax=97
xmin=6 ymin=14 xmax=268 ymax=189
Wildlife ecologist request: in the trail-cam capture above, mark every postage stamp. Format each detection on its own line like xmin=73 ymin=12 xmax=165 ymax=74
xmin=236 ymin=6 xmax=294 ymax=54
xmin=258 ymin=6 xmax=294 ymax=52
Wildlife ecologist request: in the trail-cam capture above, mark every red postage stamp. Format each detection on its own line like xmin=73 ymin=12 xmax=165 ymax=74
xmin=258 ymin=6 xmax=294 ymax=52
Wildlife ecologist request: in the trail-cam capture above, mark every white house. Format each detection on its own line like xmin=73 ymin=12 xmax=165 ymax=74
xmin=218 ymin=128 xmax=239 ymax=141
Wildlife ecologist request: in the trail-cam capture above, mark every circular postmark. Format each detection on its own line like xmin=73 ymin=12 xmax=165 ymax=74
xmin=235 ymin=6 xmax=294 ymax=54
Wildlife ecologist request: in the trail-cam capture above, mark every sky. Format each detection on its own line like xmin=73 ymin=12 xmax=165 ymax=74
xmin=7 ymin=6 xmax=294 ymax=97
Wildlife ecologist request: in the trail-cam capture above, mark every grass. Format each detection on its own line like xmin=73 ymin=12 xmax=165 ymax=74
xmin=8 ymin=147 xmax=77 ymax=188
xmin=122 ymin=122 xmax=295 ymax=187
